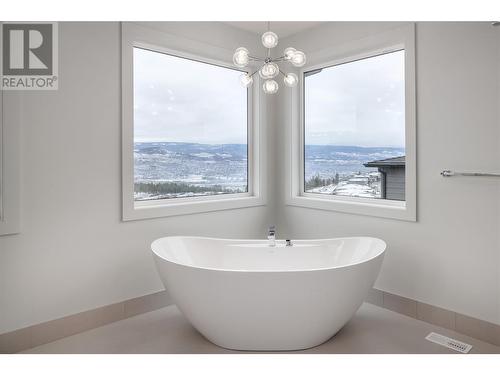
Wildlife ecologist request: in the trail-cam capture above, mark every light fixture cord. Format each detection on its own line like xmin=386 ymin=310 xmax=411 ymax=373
xmin=266 ymin=21 xmax=271 ymax=58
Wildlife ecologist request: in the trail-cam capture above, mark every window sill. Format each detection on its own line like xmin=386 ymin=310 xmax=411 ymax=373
xmin=123 ymin=194 xmax=265 ymax=221
xmin=286 ymin=194 xmax=416 ymax=222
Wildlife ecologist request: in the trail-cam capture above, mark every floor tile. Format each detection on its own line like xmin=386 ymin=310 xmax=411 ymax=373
xmin=21 ymin=303 xmax=500 ymax=354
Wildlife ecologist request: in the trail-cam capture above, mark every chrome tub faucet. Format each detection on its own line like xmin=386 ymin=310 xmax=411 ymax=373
xmin=268 ymin=225 xmax=276 ymax=247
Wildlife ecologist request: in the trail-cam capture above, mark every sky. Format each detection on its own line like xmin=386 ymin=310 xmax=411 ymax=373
xmin=133 ymin=47 xmax=405 ymax=148
xmin=133 ymin=47 xmax=247 ymax=144
xmin=305 ymin=50 xmax=406 ymax=148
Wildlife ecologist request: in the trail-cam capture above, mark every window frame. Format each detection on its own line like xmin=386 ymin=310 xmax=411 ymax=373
xmin=285 ymin=24 xmax=416 ymax=221
xmin=0 ymin=25 xmax=21 ymax=235
xmin=121 ymin=23 xmax=266 ymax=221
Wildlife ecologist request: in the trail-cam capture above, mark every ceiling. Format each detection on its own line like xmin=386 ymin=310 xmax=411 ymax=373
xmin=224 ymin=22 xmax=324 ymax=38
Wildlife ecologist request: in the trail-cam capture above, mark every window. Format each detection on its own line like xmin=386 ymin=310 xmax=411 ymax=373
xmin=121 ymin=23 xmax=265 ymax=220
xmin=133 ymin=47 xmax=248 ymax=201
xmin=286 ymin=25 xmax=416 ymax=221
xmin=304 ymin=50 xmax=406 ymax=201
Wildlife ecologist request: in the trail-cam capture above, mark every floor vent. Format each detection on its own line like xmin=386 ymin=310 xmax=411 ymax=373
xmin=425 ymin=332 xmax=472 ymax=353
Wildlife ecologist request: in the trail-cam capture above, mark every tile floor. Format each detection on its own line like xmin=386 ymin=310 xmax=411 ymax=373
xmin=21 ymin=303 xmax=500 ymax=354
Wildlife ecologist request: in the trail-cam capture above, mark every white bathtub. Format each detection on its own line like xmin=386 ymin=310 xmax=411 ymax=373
xmin=151 ymin=236 xmax=386 ymax=351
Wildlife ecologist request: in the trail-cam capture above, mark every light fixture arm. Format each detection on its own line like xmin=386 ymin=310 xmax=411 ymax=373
xmin=248 ymin=55 xmax=264 ymax=61
xmin=271 ymin=56 xmax=287 ymax=62
xmin=248 ymin=69 xmax=260 ymax=78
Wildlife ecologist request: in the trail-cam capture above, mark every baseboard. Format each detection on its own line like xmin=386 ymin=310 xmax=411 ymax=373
xmin=0 ymin=290 xmax=173 ymax=354
xmin=1 ymin=288 xmax=498 ymax=353
xmin=366 ymin=288 xmax=500 ymax=347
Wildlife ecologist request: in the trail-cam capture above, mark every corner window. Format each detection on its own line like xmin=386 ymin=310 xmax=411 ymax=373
xmin=286 ymin=25 xmax=416 ymax=221
xmin=304 ymin=50 xmax=406 ymax=202
xmin=121 ymin=23 xmax=265 ymax=220
xmin=133 ymin=47 xmax=248 ymax=202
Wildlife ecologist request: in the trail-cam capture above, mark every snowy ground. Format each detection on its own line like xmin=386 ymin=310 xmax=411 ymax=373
xmin=307 ymin=173 xmax=381 ymax=199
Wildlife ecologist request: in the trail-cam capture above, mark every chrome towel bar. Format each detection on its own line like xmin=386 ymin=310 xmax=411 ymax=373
xmin=441 ymin=170 xmax=500 ymax=178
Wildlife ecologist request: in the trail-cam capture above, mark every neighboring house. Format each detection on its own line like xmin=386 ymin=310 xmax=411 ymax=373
xmin=363 ymin=156 xmax=405 ymax=201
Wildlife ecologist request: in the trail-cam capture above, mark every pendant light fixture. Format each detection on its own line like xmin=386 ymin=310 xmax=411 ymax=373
xmin=233 ymin=22 xmax=306 ymax=94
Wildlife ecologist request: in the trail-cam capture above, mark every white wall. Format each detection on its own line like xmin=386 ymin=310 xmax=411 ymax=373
xmin=497 ymin=24 xmax=500 ymax=327
xmin=277 ymin=22 xmax=500 ymax=325
xmin=0 ymin=22 xmax=275 ymax=334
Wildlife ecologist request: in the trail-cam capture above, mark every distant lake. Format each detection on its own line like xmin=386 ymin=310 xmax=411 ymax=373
xmin=133 ymin=142 xmax=404 ymax=200
xmin=304 ymin=145 xmax=405 ymax=180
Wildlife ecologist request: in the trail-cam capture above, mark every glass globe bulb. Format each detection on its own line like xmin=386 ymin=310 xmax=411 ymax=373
xmin=291 ymin=50 xmax=306 ymax=67
xmin=262 ymin=79 xmax=279 ymax=94
xmin=261 ymin=31 xmax=278 ymax=49
xmin=240 ymin=73 xmax=253 ymax=88
xmin=283 ymin=47 xmax=296 ymax=60
xmin=283 ymin=73 xmax=298 ymax=87
xmin=233 ymin=47 xmax=249 ymax=68
xmin=259 ymin=62 xmax=279 ymax=79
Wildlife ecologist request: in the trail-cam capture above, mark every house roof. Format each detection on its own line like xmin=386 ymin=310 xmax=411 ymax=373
xmin=363 ymin=156 xmax=405 ymax=168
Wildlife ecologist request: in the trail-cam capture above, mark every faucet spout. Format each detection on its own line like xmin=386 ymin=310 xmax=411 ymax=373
xmin=267 ymin=225 xmax=276 ymax=247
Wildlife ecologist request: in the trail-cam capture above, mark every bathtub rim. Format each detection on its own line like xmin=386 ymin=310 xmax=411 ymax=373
xmin=151 ymin=236 xmax=386 ymax=274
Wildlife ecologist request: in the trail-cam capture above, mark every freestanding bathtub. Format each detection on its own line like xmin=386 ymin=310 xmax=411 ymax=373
xmin=151 ymin=236 xmax=386 ymax=351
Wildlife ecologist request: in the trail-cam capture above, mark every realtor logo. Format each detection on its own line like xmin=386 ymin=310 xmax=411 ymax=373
xmin=1 ymin=22 xmax=58 ymax=90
